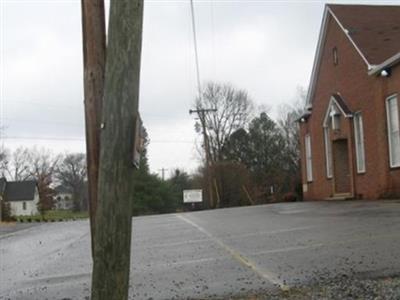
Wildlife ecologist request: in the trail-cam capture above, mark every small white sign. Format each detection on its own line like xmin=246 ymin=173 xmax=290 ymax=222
xmin=183 ymin=189 xmax=203 ymax=203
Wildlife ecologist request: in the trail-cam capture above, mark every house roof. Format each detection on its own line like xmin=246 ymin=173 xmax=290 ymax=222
xmin=329 ymin=5 xmax=400 ymax=66
xmin=0 ymin=177 xmax=6 ymax=195
xmin=306 ymin=4 xmax=400 ymax=107
xmin=332 ymin=93 xmax=352 ymax=116
xmin=323 ymin=93 xmax=353 ymax=126
xmin=5 ymin=181 xmax=37 ymax=202
xmin=54 ymin=185 xmax=72 ymax=194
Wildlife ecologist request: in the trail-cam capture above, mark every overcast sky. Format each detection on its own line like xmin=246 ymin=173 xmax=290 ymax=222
xmin=1 ymin=0 xmax=398 ymax=177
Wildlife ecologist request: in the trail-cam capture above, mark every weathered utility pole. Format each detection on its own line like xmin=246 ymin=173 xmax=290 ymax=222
xmin=189 ymin=108 xmax=216 ymax=208
xmin=81 ymin=0 xmax=106 ymax=255
xmin=91 ymin=0 xmax=144 ymax=299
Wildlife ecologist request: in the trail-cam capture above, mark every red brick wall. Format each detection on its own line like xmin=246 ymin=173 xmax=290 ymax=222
xmin=380 ymin=66 xmax=400 ymax=197
xmin=300 ymin=13 xmax=400 ymax=200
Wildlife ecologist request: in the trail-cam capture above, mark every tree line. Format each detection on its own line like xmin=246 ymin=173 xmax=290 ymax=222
xmin=0 ymin=82 xmax=305 ymax=215
xmin=0 ymin=147 xmax=87 ymax=213
xmin=191 ymin=82 xmax=305 ymax=208
xmin=0 ymin=141 xmax=198 ymax=216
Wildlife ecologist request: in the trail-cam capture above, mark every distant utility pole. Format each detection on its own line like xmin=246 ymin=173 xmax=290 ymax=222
xmin=189 ymin=108 xmax=216 ymax=208
xmin=81 ymin=0 xmax=106 ymax=256
xmin=158 ymin=168 xmax=168 ymax=181
xmin=91 ymin=0 xmax=144 ymax=299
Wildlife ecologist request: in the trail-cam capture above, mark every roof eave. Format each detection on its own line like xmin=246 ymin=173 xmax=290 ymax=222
xmin=368 ymin=52 xmax=400 ymax=76
xmin=305 ymin=6 xmax=330 ymax=108
xmin=306 ymin=5 xmax=373 ymax=108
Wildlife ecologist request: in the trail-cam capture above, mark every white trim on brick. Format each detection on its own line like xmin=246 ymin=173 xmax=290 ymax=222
xmin=386 ymin=94 xmax=400 ymax=168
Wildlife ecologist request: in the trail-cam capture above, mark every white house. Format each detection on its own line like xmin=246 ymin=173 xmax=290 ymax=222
xmin=3 ymin=180 xmax=39 ymax=216
xmin=0 ymin=178 xmax=6 ymax=221
xmin=54 ymin=185 xmax=74 ymax=210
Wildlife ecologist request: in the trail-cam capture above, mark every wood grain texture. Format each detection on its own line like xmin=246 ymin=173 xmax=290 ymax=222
xmin=81 ymin=0 xmax=106 ymax=256
xmin=91 ymin=1 xmax=143 ymax=299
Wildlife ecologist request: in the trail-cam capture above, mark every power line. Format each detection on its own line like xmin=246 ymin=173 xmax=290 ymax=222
xmin=4 ymin=99 xmax=82 ymax=110
xmin=210 ymin=0 xmax=217 ymax=79
xmin=4 ymin=136 xmax=85 ymax=141
xmin=3 ymin=99 xmax=190 ymax=120
xmin=190 ymin=0 xmax=202 ymax=96
xmin=3 ymin=136 xmax=195 ymax=144
xmin=3 ymin=118 xmax=84 ymax=127
xmin=0 ymin=0 xmax=4 ymax=148
xmin=158 ymin=168 xmax=168 ymax=181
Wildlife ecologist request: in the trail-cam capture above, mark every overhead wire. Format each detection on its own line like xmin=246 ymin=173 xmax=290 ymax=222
xmin=190 ymin=0 xmax=202 ymax=96
xmin=0 ymin=0 xmax=4 ymax=148
xmin=3 ymin=2 xmax=207 ymax=150
xmin=3 ymin=135 xmax=195 ymax=144
xmin=210 ymin=0 xmax=217 ymax=79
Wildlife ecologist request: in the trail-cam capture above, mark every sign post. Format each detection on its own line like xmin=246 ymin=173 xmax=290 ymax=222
xmin=183 ymin=189 xmax=203 ymax=210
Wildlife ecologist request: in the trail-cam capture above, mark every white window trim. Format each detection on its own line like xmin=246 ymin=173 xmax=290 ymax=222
xmin=386 ymin=94 xmax=400 ymax=168
xmin=353 ymin=112 xmax=366 ymax=173
xmin=323 ymin=127 xmax=332 ymax=178
xmin=305 ymin=134 xmax=313 ymax=182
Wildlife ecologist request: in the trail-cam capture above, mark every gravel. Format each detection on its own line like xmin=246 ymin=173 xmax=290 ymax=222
xmin=234 ymin=276 xmax=400 ymax=300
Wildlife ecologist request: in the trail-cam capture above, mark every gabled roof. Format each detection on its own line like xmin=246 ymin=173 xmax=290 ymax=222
xmin=323 ymin=93 xmax=353 ymax=127
xmin=54 ymin=185 xmax=72 ymax=194
xmin=306 ymin=4 xmax=400 ymax=107
xmin=331 ymin=93 xmax=352 ymax=116
xmin=329 ymin=5 xmax=400 ymax=66
xmin=5 ymin=181 xmax=37 ymax=202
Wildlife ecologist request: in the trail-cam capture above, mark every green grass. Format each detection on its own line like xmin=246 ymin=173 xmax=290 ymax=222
xmin=17 ymin=210 xmax=89 ymax=222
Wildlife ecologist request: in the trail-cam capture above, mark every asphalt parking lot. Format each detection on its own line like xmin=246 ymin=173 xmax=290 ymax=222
xmin=1 ymin=200 xmax=400 ymax=299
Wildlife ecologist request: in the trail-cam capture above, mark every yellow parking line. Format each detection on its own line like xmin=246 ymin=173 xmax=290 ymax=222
xmin=175 ymin=214 xmax=288 ymax=290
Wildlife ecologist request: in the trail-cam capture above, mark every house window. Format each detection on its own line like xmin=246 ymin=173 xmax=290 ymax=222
xmin=330 ymin=105 xmax=341 ymax=130
xmin=324 ymin=127 xmax=332 ymax=178
xmin=354 ymin=112 xmax=366 ymax=173
xmin=386 ymin=95 xmax=400 ymax=167
xmin=305 ymin=134 xmax=313 ymax=182
xmin=333 ymin=47 xmax=338 ymax=65
xmin=22 ymin=202 xmax=27 ymax=210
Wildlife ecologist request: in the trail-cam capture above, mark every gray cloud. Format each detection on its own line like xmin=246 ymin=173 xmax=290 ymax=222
xmin=2 ymin=0 xmax=398 ymax=174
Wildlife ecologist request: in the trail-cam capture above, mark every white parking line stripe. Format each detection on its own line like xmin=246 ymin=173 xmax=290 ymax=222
xmin=252 ymin=244 xmax=324 ymax=256
xmin=175 ymin=214 xmax=288 ymax=290
xmin=227 ymin=226 xmax=314 ymax=239
xmin=133 ymin=238 xmax=212 ymax=249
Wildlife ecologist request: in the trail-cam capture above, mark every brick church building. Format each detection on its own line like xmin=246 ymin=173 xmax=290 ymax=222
xmin=299 ymin=4 xmax=400 ymax=200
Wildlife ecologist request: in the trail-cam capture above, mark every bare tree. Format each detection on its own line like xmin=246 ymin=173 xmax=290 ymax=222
xmin=195 ymin=82 xmax=254 ymax=163
xmin=0 ymin=146 xmax=9 ymax=178
xmin=56 ymin=153 xmax=87 ymax=211
xmin=5 ymin=147 xmax=31 ymax=181
xmin=276 ymin=87 xmax=307 ymax=197
xmin=28 ymin=147 xmax=60 ymax=211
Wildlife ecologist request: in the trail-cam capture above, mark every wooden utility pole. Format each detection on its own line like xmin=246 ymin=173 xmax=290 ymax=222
xmin=81 ymin=0 xmax=106 ymax=255
xmin=158 ymin=168 xmax=168 ymax=181
xmin=91 ymin=0 xmax=144 ymax=299
xmin=189 ymin=108 xmax=216 ymax=208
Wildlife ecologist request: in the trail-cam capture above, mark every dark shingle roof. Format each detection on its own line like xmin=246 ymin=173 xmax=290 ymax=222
xmin=54 ymin=185 xmax=72 ymax=194
xmin=332 ymin=93 xmax=352 ymax=115
xmin=0 ymin=177 xmax=6 ymax=195
xmin=328 ymin=4 xmax=400 ymax=65
xmin=5 ymin=181 xmax=37 ymax=201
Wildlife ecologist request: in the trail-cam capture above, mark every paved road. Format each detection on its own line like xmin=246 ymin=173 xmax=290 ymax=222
xmin=1 ymin=200 xmax=400 ymax=299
